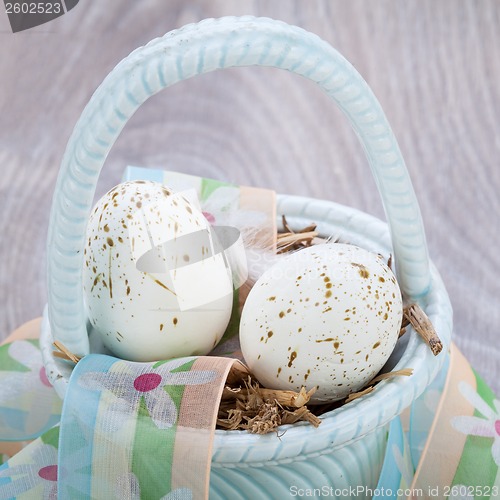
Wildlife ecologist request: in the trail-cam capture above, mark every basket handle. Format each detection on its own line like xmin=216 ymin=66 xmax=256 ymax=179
xmin=47 ymin=16 xmax=431 ymax=356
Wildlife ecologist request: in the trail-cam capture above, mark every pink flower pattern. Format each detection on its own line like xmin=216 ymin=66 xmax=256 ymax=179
xmin=0 ymin=444 xmax=57 ymax=499
xmin=78 ymin=357 xmax=217 ymax=429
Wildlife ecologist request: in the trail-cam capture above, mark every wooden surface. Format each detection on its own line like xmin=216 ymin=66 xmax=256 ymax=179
xmin=1 ymin=1 xmax=499 ymax=393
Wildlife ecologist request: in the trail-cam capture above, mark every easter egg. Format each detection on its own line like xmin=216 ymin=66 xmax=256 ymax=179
xmin=239 ymin=243 xmax=403 ymax=403
xmin=83 ymin=180 xmax=234 ymax=361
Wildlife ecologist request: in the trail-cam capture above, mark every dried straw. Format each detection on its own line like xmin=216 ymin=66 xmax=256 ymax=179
xmin=217 ymin=374 xmax=321 ymax=434
xmin=404 ymin=303 xmax=443 ymax=355
xmin=52 ymin=341 xmax=81 ymax=364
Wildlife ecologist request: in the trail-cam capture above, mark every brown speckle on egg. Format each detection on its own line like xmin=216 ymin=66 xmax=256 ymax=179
xmin=239 ymin=242 xmax=403 ymax=403
xmin=287 ymin=351 xmax=297 ymax=368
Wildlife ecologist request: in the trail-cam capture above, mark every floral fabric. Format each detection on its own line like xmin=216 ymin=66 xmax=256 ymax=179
xmin=374 ymin=344 xmax=500 ymax=499
xmin=58 ymin=354 xmax=239 ymax=500
xmin=0 ymin=340 xmax=62 ymax=442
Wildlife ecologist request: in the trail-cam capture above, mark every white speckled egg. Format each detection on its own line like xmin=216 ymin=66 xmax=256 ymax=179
xmin=83 ymin=180 xmax=233 ymax=361
xmin=239 ymin=243 xmax=402 ymax=403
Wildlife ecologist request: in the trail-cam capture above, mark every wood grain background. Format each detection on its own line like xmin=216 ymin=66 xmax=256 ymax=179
xmin=1 ymin=1 xmax=499 ymax=394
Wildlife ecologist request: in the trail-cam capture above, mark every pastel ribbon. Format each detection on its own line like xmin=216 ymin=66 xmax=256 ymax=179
xmin=58 ymin=354 xmax=241 ymax=499
xmin=373 ymin=344 xmax=500 ymax=499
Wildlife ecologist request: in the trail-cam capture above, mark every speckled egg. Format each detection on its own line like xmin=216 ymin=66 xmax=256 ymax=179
xmin=239 ymin=243 xmax=403 ymax=403
xmin=83 ymin=180 xmax=233 ymax=361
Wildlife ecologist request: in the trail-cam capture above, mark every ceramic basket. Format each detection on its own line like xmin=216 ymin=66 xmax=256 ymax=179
xmin=40 ymin=16 xmax=453 ymax=499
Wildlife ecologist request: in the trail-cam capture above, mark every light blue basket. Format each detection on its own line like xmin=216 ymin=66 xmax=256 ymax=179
xmin=40 ymin=17 xmax=452 ymax=498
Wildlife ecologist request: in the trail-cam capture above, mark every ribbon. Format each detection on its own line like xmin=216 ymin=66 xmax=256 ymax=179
xmin=372 ymin=344 xmax=500 ymax=499
xmin=0 ymin=322 xmax=244 ymax=500
xmin=58 ymin=354 xmax=241 ymax=499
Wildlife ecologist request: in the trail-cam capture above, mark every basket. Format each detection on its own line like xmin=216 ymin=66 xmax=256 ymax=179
xmin=40 ymin=16 xmax=452 ymax=498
